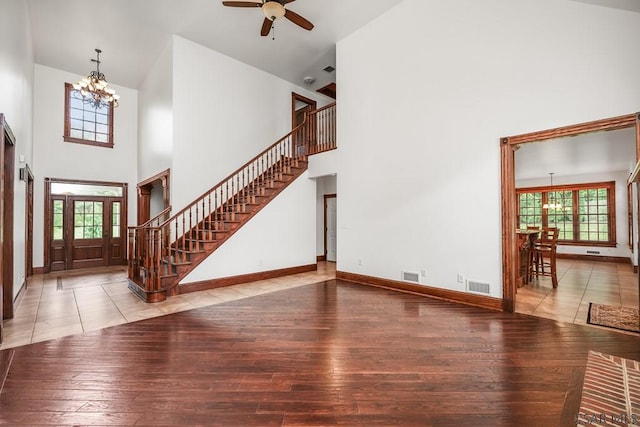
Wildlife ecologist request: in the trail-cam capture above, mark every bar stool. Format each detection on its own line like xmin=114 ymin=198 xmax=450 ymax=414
xmin=531 ymin=227 xmax=559 ymax=288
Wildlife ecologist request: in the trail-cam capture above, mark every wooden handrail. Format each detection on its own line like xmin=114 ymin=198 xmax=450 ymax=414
xmin=140 ymin=206 xmax=172 ymax=228
xmin=159 ymin=121 xmax=308 ymax=229
xmin=128 ymin=103 xmax=337 ymax=296
xmin=310 ymin=102 xmax=336 ymax=115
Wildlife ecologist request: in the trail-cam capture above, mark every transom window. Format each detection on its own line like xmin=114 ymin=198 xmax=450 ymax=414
xmin=63 ymin=83 xmax=114 ymax=148
xmin=517 ymin=181 xmax=616 ymax=246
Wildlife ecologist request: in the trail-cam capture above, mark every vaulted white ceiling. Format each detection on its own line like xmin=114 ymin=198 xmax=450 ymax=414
xmin=26 ymin=0 xmax=406 ymax=90
xmin=25 ymin=0 xmax=639 ymax=92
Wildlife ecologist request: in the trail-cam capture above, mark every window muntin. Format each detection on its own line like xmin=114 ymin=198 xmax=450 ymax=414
xmin=64 ymin=83 xmax=114 ymax=148
xmin=579 ymin=188 xmax=609 ymax=241
xmin=547 ymin=190 xmax=573 ymax=241
xmin=518 ymin=192 xmax=542 ymax=228
xmin=73 ymin=201 xmax=104 ymax=240
xmin=517 ymin=181 xmax=616 ymax=246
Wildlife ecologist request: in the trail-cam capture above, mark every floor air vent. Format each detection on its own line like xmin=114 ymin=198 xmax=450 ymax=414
xmin=402 ymin=271 xmax=420 ymax=283
xmin=467 ymin=280 xmax=491 ymax=295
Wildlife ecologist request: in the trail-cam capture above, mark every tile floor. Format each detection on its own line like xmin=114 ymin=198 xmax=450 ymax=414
xmin=1 ymin=262 xmax=337 ymax=350
xmin=2 ymin=258 xmax=637 ymax=350
xmin=515 ymin=258 xmax=639 ymax=334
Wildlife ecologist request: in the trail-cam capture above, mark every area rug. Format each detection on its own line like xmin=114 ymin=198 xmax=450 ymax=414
xmin=576 ymin=351 xmax=640 ymax=426
xmin=587 ymin=303 xmax=639 ymax=334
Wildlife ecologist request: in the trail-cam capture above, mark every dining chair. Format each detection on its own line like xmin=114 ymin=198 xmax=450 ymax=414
xmin=525 ymin=226 xmax=540 ymax=283
xmin=531 ymin=227 xmax=559 ymax=288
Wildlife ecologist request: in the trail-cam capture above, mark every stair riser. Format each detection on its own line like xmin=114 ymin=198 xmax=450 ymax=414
xmin=191 ymin=230 xmax=228 ymax=238
xmin=211 ymin=213 xmax=251 ymax=222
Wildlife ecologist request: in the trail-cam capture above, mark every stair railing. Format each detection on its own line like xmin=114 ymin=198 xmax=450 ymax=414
xmin=295 ymin=103 xmax=337 ymax=156
xmin=128 ymin=102 xmax=336 ymax=294
xmin=127 ymin=206 xmax=172 ymax=280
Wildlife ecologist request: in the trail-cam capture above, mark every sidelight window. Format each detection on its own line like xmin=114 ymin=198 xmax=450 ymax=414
xmin=53 ymin=200 xmax=64 ymax=240
xmin=112 ymin=202 xmax=121 ymax=238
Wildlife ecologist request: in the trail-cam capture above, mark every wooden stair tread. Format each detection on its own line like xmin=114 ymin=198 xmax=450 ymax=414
xmin=129 ymin=153 xmax=310 ymax=301
xmin=172 ymin=247 xmax=205 ymax=254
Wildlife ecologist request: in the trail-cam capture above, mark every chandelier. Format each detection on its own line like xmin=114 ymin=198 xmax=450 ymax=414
xmin=542 ymin=172 xmax=562 ymax=210
xmin=72 ymin=48 xmax=120 ymax=108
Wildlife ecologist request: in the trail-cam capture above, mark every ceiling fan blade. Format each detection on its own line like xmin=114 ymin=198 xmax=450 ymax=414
xmin=222 ymin=1 xmax=261 ymax=7
xmin=261 ymin=17 xmax=274 ymax=36
xmin=285 ymin=9 xmax=314 ymax=31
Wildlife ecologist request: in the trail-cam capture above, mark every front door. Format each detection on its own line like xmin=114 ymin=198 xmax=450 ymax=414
xmin=47 ymin=178 xmax=127 ymax=272
xmin=50 ymin=195 xmax=124 ymax=271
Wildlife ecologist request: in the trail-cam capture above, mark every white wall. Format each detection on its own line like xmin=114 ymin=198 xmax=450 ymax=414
xmin=308 ymin=149 xmax=338 ymax=179
xmin=32 ymin=65 xmax=138 ymax=268
xmin=138 ymin=38 xmax=173 ymax=182
xmin=517 ymin=171 xmax=631 ymax=259
xmin=0 ymin=0 xmax=34 ymax=299
xmin=336 ymin=0 xmax=640 ymax=297
xmin=171 ymin=36 xmax=330 ymax=211
xmin=167 ymin=36 xmax=329 ymax=279
xmin=149 ymin=184 xmax=165 ymax=218
xmin=181 ymin=172 xmax=316 ymax=283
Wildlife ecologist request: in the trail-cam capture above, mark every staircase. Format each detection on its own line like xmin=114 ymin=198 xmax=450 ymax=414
xmin=127 ymin=103 xmax=336 ymax=302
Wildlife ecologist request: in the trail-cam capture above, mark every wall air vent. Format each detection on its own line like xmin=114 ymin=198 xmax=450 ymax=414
xmin=402 ymin=271 xmax=420 ymax=283
xmin=467 ymin=280 xmax=491 ymax=295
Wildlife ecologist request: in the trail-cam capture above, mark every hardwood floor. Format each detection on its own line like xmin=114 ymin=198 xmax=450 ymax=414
xmin=0 ymin=263 xmax=337 ymax=350
xmin=1 ymin=278 xmax=639 ymax=426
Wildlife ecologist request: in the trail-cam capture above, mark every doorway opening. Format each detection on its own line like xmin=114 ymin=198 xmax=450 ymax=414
xmin=292 ymin=92 xmax=317 ymax=129
xmin=500 ymin=113 xmax=640 ymax=313
xmin=292 ymin=92 xmax=317 ymax=156
xmin=44 ymin=178 xmax=128 ymax=272
xmin=22 ymin=164 xmax=34 ymax=280
xmin=324 ymin=194 xmax=337 ymax=262
xmin=136 ymin=169 xmax=170 ymax=225
xmin=1 ymin=115 xmax=15 ymax=335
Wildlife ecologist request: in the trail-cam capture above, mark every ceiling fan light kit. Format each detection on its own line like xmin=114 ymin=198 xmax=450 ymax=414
xmin=262 ymin=1 xmax=285 ymax=20
xmin=222 ymin=0 xmax=314 ymax=37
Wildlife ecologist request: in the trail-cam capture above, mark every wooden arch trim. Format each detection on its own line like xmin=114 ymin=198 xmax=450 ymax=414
xmin=500 ymin=112 xmax=640 ymax=313
xmin=136 ymin=169 xmax=170 ymax=225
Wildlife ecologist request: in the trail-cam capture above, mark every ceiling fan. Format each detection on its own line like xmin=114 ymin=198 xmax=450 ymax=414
xmin=222 ymin=0 xmax=314 ymax=37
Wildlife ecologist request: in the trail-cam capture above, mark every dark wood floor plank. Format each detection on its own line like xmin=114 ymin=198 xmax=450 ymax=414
xmin=0 ymin=280 xmax=638 ymax=426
